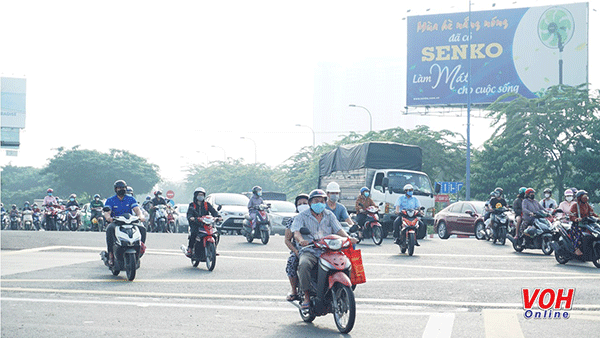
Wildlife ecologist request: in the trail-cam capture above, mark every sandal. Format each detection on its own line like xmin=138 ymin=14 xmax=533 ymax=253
xmin=286 ymin=293 xmax=299 ymax=302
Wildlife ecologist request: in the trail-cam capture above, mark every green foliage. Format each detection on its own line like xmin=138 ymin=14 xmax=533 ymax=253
xmin=0 ymin=165 xmax=53 ymax=207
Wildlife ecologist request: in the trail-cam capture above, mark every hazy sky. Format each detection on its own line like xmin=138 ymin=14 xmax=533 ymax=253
xmin=1 ymin=0 xmax=598 ymax=183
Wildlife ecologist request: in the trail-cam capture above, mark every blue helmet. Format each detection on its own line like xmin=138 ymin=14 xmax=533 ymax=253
xmin=360 ymin=187 xmax=370 ymax=195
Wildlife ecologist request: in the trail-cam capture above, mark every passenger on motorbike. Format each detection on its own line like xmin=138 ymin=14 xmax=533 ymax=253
xmin=569 ymin=190 xmax=598 ymax=256
xmin=558 ymin=189 xmax=575 ymax=215
xmin=103 ymin=180 xmax=147 ymax=266
xmin=248 ymin=186 xmax=265 ymax=229
xmin=513 ymin=187 xmax=526 ymax=239
xmin=522 ymin=188 xmax=545 ymax=236
xmin=325 ymin=182 xmax=354 ymax=227
xmin=291 ymin=189 xmax=357 ymax=310
xmin=485 ymin=187 xmax=508 ymax=232
xmin=393 ymin=184 xmax=421 ymax=246
xmin=355 ymin=187 xmax=376 ymax=232
xmin=541 ymin=188 xmax=558 ymax=210
xmin=185 ymin=187 xmax=221 ymax=257
xmin=149 ymin=190 xmax=167 ymax=228
xmin=285 ymin=193 xmax=309 ymax=302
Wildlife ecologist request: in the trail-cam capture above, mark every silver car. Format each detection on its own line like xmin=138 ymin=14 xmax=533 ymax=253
xmin=174 ymin=204 xmax=189 ymax=233
xmin=206 ymin=193 xmax=249 ymax=234
xmin=266 ymin=200 xmax=297 ymax=235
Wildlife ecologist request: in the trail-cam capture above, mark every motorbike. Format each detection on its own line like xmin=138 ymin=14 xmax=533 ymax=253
xmin=1 ymin=210 xmax=7 ymax=230
xmin=167 ymin=206 xmax=177 ymax=233
xmin=153 ymin=205 xmax=168 ymax=233
xmin=22 ymin=210 xmax=35 ymax=230
xmin=180 ymin=215 xmax=219 ymax=271
xmin=90 ymin=207 xmax=106 ymax=232
xmin=241 ymin=203 xmax=270 ymax=244
xmin=397 ymin=207 xmax=424 ymax=256
xmin=291 ymin=234 xmax=356 ymax=334
xmin=551 ymin=216 xmax=600 ymax=268
xmin=44 ymin=206 xmax=59 ymax=231
xmin=9 ymin=212 xmax=21 ymax=230
xmin=352 ymin=204 xmax=384 ymax=245
xmin=66 ymin=205 xmax=81 ymax=231
xmin=485 ymin=207 xmax=509 ymax=245
xmin=33 ymin=210 xmax=42 ymax=230
xmin=507 ymin=209 xmax=557 ymax=255
xmin=56 ymin=206 xmax=67 ymax=231
xmin=100 ymin=212 xmax=143 ymax=281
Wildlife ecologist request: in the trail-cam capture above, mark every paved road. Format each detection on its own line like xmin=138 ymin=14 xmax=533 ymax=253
xmin=2 ymin=231 xmax=599 ymax=337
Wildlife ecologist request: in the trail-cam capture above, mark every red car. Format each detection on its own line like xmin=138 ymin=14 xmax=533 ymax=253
xmin=433 ymin=201 xmax=487 ymax=239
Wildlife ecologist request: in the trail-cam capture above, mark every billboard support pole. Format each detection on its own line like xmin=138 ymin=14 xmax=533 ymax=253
xmin=466 ymin=0 xmax=472 ymax=201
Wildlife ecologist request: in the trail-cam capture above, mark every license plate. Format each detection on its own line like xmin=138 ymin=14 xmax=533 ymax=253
xmin=233 ymin=219 xmax=243 ymax=224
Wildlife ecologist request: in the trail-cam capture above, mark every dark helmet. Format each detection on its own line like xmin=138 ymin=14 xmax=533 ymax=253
xmin=494 ymin=187 xmax=503 ymax=195
xmin=12 ymin=204 xmax=17 ymax=209
xmin=543 ymin=188 xmax=552 ymax=195
xmin=252 ymin=186 xmax=262 ymax=196
xmin=114 ymin=180 xmax=127 ymax=193
xmin=145 ymin=195 xmax=151 ymax=200
xmin=576 ymin=190 xmax=588 ymax=200
xmin=308 ymin=189 xmax=327 ymax=203
xmin=94 ymin=194 xmax=100 ymax=199
xmin=155 ymin=190 xmax=162 ymax=196
xmin=295 ymin=193 xmax=310 ymax=206
xmin=360 ymin=187 xmax=370 ymax=195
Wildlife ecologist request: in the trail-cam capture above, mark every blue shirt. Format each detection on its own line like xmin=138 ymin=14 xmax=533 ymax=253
xmin=395 ymin=195 xmax=421 ymax=210
xmin=326 ymin=202 xmax=350 ymax=222
xmin=105 ymin=195 xmax=139 ymax=217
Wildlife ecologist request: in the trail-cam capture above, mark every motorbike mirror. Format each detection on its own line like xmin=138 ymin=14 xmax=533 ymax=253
xmin=465 ymin=210 xmax=474 ymax=216
xmin=420 ymin=206 xmax=426 ymax=210
xmin=217 ymin=205 xmax=222 ymax=211
xmin=102 ymin=206 xmax=111 ymax=212
xmin=299 ymin=227 xmax=311 ymax=235
xmin=434 ymin=182 xmax=441 ymax=194
xmin=379 ymin=202 xmax=384 ymax=206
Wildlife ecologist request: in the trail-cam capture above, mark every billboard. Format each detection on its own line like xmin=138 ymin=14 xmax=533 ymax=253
xmin=1 ymin=77 xmax=27 ymax=128
xmin=406 ymin=3 xmax=588 ymax=106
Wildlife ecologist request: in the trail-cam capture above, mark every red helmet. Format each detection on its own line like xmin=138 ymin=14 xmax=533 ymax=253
xmin=47 ymin=188 xmax=53 ymax=193
xmin=525 ymin=188 xmax=535 ymax=195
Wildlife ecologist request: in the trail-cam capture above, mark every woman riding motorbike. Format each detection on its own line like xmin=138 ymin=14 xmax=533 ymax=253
xmin=569 ymin=190 xmax=598 ymax=256
xmin=284 ymin=193 xmax=309 ymax=302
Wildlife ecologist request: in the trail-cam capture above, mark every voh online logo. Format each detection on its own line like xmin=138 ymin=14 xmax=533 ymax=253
xmin=522 ymin=288 xmax=574 ymax=319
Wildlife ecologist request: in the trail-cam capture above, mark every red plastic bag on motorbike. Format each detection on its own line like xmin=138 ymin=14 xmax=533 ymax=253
xmin=343 ymin=246 xmax=366 ymax=285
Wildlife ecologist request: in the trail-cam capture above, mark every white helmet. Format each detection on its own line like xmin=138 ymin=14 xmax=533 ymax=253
xmin=194 ymin=187 xmax=206 ymax=194
xmin=326 ymin=181 xmax=341 ymax=193
xmin=403 ymin=184 xmax=414 ymax=192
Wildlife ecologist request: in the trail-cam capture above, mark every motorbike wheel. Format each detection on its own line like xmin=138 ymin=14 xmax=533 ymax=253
xmin=169 ymin=221 xmax=176 ymax=233
xmin=372 ymin=226 xmax=383 ymax=245
xmin=215 ymin=229 xmax=221 ymax=247
xmin=555 ymin=249 xmax=569 ymax=265
xmin=260 ymin=230 xmax=269 ymax=245
xmin=498 ymin=228 xmax=506 ymax=246
xmin=158 ymin=219 xmax=167 ymax=233
xmin=437 ymin=221 xmax=450 ymax=239
xmin=299 ymin=300 xmax=316 ymax=323
xmin=513 ymin=237 xmax=525 ymax=252
xmin=408 ymin=233 xmax=416 ymax=256
xmin=125 ymin=252 xmax=136 ymax=281
xmin=593 ymin=258 xmax=600 ymax=269
xmin=332 ymin=283 xmax=356 ymax=334
xmin=475 ymin=222 xmax=486 ymax=240
xmin=205 ymin=242 xmax=216 ymax=271
xmin=112 ymin=268 xmax=120 ymax=276
xmin=98 ymin=218 xmax=105 ymax=232
xmin=541 ymin=237 xmax=554 ymax=255
xmin=246 ymin=233 xmax=254 ymax=243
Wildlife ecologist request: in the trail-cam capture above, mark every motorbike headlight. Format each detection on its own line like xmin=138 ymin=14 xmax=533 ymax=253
xmin=323 ymin=238 xmax=343 ymax=251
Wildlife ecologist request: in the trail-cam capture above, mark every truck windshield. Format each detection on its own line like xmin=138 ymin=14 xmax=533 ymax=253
xmin=387 ymin=172 xmax=433 ymax=195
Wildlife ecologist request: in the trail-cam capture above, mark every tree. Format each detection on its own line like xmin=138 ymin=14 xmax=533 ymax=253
xmin=1 ymin=165 xmax=53 ymax=207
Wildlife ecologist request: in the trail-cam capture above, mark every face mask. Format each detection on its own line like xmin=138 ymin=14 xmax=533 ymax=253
xmin=529 ymin=195 xmax=535 ymax=200
xmin=48 ymin=193 xmax=52 ymax=196
xmin=196 ymin=195 xmax=205 ymax=202
xmin=566 ymin=196 xmax=573 ymax=202
xmin=329 ymin=194 xmax=339 ymax=203
xmin=70 ymin=198 xmax=75 ymax=202
xmin=257 ymin=191 xmax=262 ymax=197
xmin=545 ymin=193 xmax=551 ymax=198
xmin=297 ymin=204 xmax=310 ymax=213
xmin=117 ymin=189 xmax=126 ymax=197
xmin=407 ymin=191 xmax=413 ymax=197
xmin=310 ymin=202 xmax=326 ymax=214
xmin=364 ymin=192 xmax=370 ymax=198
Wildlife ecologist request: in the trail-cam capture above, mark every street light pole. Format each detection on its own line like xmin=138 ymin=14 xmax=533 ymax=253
xmin=240 ymin=137 xmax=257 ymax=163
xmin=295 ymin=124 xmax=315 ymax=147
xmin=211 ymin=145 xmax=226 ymax=161
xmin=466 ymin=1 xmax=472 ymax=201
xmin=349 ymin=104 xmax=373 ymax=132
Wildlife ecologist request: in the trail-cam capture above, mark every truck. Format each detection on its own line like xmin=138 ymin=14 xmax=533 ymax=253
xmin=318 ymin=141 xmax=435 ymax=239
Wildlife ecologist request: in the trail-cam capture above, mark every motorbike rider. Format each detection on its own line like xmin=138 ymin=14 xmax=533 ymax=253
xmin=142 ymin=196 xmax=153 ymax=213
xmin=569 ymin=190 xmax=598 ymax=256
xmin=558 ymin=189 xmax=575 ymax=215
xmin=185 ymin=187 xmax=221 ymax=257
xmin=485 ymin=187 xmax=508 ymax=233
xmin=43 ymin=188 xmax=58 ymax=207
xmin=65 ymin=194 xmax=82 ymax=227
xmin=285 ymin=193 xmax=309 ymax=302
xmin=90 ymin=194 xmax=105 ymax=225
xmin=541 ymin=188 xmax=558 ymax=210
xmin=248 ymin=186 xmax=265 ymax=229
xmin=521 ymin=188 xmax=545 ymax=236
xmin=9 ymin=204 xmax=20 ymax=220
xmin=325 ymin=182 xmax=354 ymax=227
xmin=291 ymin=189 xmax=357 ymax=310
xmin=355 ymin=187 xmax=376 ymax=232
xmin=22 ymin=201 xmax=32 ymax=212
xmin=149 ymin=190 xmax=167 ymax=228
xmin=393 ymin=184 xmax=422 ymax=246
xmin=513 ymin=187 xmax=526 ymax=239
xmin=31 ymin=203 xmax=42 ymax=230
xmin=103 ymin=180 xmax=147 ymax=266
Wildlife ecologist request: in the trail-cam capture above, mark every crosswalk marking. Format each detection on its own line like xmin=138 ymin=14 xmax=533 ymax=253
xmin=483 ymin=309 xmax=525 ymax=338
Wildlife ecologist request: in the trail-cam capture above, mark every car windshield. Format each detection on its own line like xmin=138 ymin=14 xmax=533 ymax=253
xmin=470 ymin=202 xmax=486 ymax=215
xmin=387 ymin=172 xmax=433 ymax=194
xmin=214 ymin=194 xmax=249 ymax=206
xmin=177 ymin=205 xmax=188 ymax=213
xmin=268 ymin=200 xmax=296 ymax=213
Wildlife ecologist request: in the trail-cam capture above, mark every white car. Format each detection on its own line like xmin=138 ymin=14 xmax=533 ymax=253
xmin=266 ymin=200 xmax=297 ymax=235
xmin=174 ymin=204 xmax=189 ymax=233
xmin=206 ymin=193 xmax=249 ymax=234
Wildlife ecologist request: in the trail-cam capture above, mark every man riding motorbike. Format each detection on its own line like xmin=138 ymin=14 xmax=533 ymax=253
xmin=103 ymin=180 xmax=147 ymax=266
xmin=149 ymin=190 xmax=167 ymax=229
xmin=541 ymin=188 xmax=558 ymax=210
xmin=393 ymin=184 xmax=421 ymax=246
xmin=355 ymin=187 xmax=376 ymax=234
xmin=65 ymin=194 xmax=82 ymax=228
xmin=248 ymin=185 xmax=265 ymax=229
xmin=569 ymin=190 xmax=598 ymax=256
xmin=185 ymin=187 xmax=221 ymax=257
xmin=325 ymin=182 xmax=354 ymax=226
xmin=291 ymin=189 xmax=357 ymax=311
xmin=485 ymin=187 xmax=508 ymax=234
xmin=521 ymin=188 xmax=545 ymax=236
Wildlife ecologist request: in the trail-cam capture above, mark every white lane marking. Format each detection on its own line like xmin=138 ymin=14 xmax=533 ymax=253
xmin=422 ymin=313 xmax=455 ymax=338
xmin=366 ymin=262 xmax=588 ymax=276
xmin=483 ymin=309 xmax=525 ymax=338
xmin=4 ymin=287 xmax=600 ymax=310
